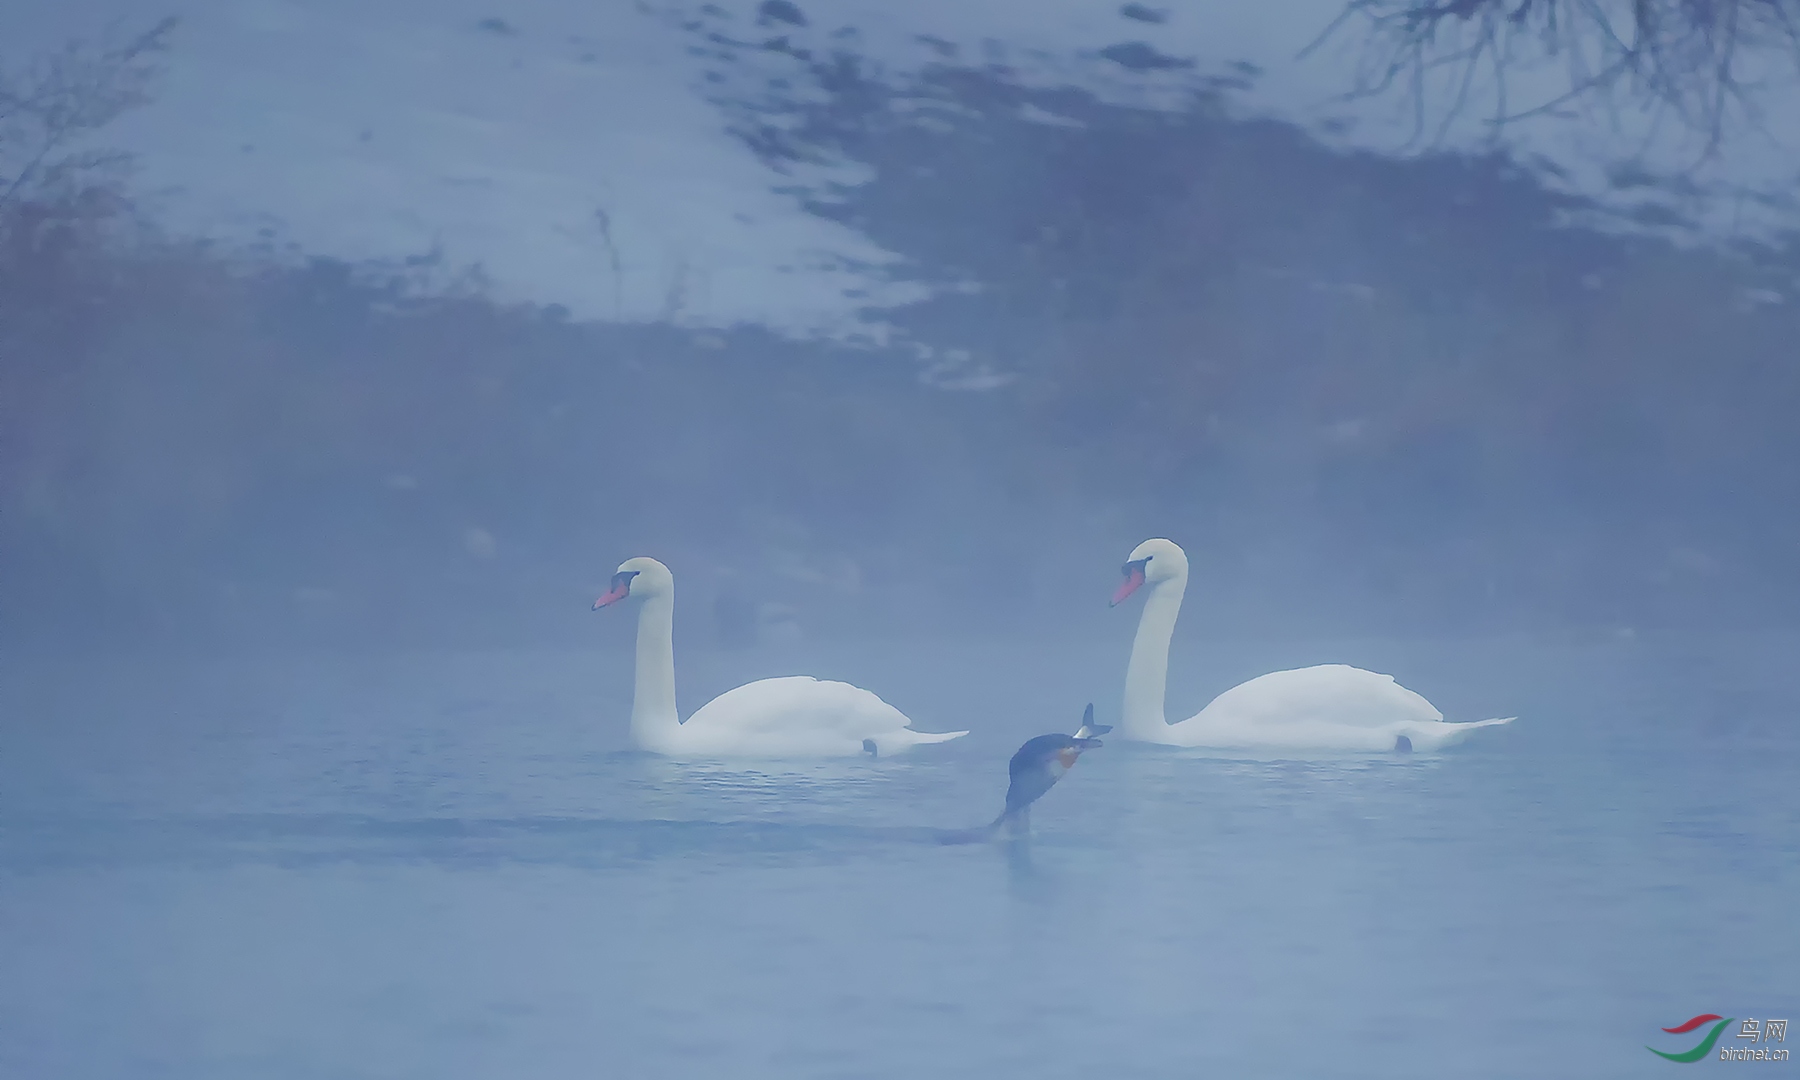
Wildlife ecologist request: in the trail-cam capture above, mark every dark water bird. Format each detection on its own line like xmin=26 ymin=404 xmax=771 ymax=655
xmin=938 ymin=704 xmax=1109 ymax=844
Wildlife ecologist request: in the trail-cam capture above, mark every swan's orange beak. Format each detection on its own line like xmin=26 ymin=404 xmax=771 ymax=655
xmin=1110 ymin=563 xmax=1146 ymax=607
xmin=594 ymin=569 xmax=640 ymax=609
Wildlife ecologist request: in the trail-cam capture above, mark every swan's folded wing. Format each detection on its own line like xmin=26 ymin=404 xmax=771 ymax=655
xmin=1195 ymin=664 xmax=1445 ymax=729
xmin=684 ymin=676 xmax=915 ymax=739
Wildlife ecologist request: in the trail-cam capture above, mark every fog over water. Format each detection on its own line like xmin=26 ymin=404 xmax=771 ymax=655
xmin=3 ymin=2 xmax=1797 ymax=1077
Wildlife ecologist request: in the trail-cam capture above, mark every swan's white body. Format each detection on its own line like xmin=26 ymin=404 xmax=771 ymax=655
xmin=1115 ymin=539 xmax=1513 ymax=752
xmin=598 ymin=557 xmax=967 ymax=758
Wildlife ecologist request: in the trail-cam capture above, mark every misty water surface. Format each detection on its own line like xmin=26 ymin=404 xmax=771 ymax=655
xmin=3 ymin=633 xmax=1795 ymax=1078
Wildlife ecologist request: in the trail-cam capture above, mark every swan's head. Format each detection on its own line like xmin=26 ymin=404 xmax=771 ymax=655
xmin=592 ymin=556 xmax=673 ymax=609
xmin=1110 ymin=538 xmax=1187 ymax=606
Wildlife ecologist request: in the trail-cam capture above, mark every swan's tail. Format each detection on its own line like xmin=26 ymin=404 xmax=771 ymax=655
xmin=1407 ymin=715 xmax=1516 ymax=751
xmin=867 ymin=727 xmax=967 ymax=758
xmin=902 ymin=727 xmax=971 ymax=746
xmin=1451 ymin=716 xmax=1516 ymax=733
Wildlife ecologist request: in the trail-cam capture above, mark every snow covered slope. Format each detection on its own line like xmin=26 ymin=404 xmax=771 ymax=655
xmin=10 ymin=0 xmax=1799 ymax=334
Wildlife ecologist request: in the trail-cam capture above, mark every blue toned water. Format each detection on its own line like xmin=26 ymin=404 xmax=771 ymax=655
xmin=2 ymin=635 xmax=1795 ymax=1078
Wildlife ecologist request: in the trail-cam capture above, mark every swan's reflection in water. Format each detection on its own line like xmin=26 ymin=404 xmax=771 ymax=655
xmin=0 ymin=813 xmax=1082 ymax=877
xmin=1 ymin=743 xmax=1457 ymax=885
xmin=617 ymin=751 xmax=917 ymax=815
xmin=3 ymin=742 xmax=1086 ymax=885
xmin=611 ymin=749 xmax=1081 ymax=904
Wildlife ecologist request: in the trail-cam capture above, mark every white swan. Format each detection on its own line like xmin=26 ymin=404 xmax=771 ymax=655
xmin=1110 ymin=539 xmax=1513 ymax=752
xmin=593 ymin=557 xmax=968 ymax=757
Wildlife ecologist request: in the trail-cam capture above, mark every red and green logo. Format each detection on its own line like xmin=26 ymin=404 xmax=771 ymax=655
xmin=1649 ymin=1014 xmax=1733 ymax=1063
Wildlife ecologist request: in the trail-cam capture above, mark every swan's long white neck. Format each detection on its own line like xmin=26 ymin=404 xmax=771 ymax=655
xmin=1122 ymin=569 xmax=1186 ymax=737
xmin=630 ymin=589 xmax=682 ymax=749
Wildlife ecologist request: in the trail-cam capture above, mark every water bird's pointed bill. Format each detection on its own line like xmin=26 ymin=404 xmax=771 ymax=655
xmin=1073 ymin=702 xmax=1112 ymax=740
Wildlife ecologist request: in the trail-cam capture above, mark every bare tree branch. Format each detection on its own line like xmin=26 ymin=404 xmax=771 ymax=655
xmin=1306 ymin=1 xmax=1800 ymax=157
xmin=0 ymin=17 xmax=177 ymax=214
